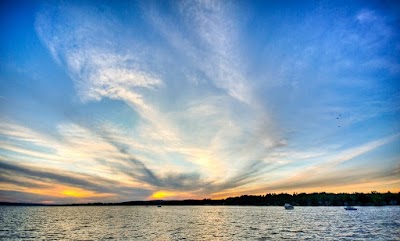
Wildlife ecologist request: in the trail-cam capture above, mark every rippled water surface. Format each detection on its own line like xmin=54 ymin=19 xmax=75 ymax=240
xmin=1 ymin=206 xmax=399 ymax=240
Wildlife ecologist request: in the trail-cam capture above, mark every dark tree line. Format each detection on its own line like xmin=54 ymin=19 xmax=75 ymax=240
xmin=223 ymin=192 xmax=399 ymax=206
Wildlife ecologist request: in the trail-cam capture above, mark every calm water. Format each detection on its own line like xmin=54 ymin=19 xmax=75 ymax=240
xmin=1 ymin=206 xmax=399 ymax=240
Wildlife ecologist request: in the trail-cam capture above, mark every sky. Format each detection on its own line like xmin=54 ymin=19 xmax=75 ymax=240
xmin=0 ymin=0 xmax=399 ymax=204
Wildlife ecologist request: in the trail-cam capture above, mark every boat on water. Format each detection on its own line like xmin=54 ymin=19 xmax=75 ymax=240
xmin=157 ymin=205 xmax=162 ymax=207
xmin=284 ymin=203 xmax=294 ymax=210
xmin=344 ymin=206 xmax=357 ymax=210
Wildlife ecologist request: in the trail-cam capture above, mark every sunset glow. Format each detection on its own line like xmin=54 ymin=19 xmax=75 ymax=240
xmin=0 ymin=0 xmax=399 ymax=203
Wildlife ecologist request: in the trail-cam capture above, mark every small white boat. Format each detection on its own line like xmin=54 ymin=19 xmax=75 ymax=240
xmin=284 ymin=203 xmax=294 ymax=210
xmin=344 ymin=206 xmax=357 ymax=210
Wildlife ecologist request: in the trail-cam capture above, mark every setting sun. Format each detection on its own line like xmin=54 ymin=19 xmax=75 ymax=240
xmin=151 ymin=191 xmax=175 ymax=199
xmin=61 ymin=189 xmax=87 ymax=198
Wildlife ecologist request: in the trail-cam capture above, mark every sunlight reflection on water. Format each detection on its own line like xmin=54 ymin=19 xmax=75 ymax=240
xmin=1 ymin=206 xmax=399 ymax=240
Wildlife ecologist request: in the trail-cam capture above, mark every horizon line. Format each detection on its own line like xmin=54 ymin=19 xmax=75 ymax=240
xmin=2 ymin=191 xmax=398 ymax=206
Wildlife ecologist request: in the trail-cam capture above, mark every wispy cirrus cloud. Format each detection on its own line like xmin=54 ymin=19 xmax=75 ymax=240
xmin=1 ymin=0 xmax=399 ymax=203
xmin=231 ymin=134 xmax=400 ymax=196
xmin=178 ymin=0 xmax=251 ymax=104
xmin=0 ymin=117 xmax=275 ymax=201
xmin=32 ymin=0 xmax=285 ymax=199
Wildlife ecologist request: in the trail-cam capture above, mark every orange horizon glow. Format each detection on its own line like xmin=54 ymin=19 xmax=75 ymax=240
xmin=4 ymin=185 xmax=115 ymax=200
xmin=2 ymin=180 xmax=399 ymax=203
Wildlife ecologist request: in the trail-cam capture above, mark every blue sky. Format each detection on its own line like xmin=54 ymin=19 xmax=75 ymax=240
xmin=1 ymin=0 xmax=399 ymax=203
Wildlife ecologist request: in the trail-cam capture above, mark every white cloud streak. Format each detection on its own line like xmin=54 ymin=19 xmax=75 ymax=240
xmin=32 ymin=1 xmax=286 ymax=190
xmin=3 ymin=1 xmax=394 ymax=201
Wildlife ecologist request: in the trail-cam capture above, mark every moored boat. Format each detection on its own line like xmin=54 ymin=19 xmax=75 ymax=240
xmin=284 ymin=203 xmax=294 ymax=210
xmin=344 ymin=206 xmax=357 ymax=210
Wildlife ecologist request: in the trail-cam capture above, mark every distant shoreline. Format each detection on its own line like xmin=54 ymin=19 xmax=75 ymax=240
xmin=1 ymin=192 xmax=399 ymax=207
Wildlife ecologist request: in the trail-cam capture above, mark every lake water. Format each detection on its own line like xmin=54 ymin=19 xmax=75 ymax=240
xmin=1 ymin=206 xmax=399 ymax=240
